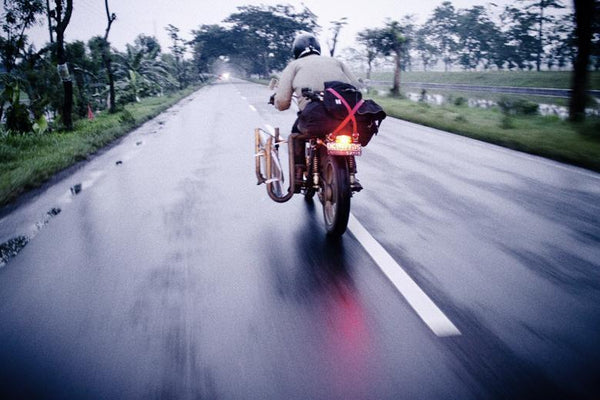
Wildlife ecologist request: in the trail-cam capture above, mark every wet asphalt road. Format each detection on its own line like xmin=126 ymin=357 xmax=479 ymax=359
xmin=1 ymin=80 xmax=599 ymax=399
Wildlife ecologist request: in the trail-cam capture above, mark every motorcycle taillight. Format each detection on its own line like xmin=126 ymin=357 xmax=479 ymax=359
xmin=328 ymin=132 xmax=360 ymax=144
xmin=335 ymin=135 xmax=352 ymax=145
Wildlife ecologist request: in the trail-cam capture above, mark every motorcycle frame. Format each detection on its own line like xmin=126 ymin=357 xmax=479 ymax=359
xmin=255 ymin=127 xmax=360 ymax=203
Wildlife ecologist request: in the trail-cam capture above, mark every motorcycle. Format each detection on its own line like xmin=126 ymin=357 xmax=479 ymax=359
xmin=255 ymin=82 xmax=370 ymax=237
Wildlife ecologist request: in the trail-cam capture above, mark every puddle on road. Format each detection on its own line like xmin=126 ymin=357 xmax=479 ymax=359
xmin=68 ymin=170 xmax=107 ymax=198
xmin=0 ymin=235 xmax=29 ymax=267
xmin=70 ymin=183 xmax=82 ymax=195
xmin=0 ymin=207 xmax=61 ymax=268
xmin=404 ymin=90 xmax=600 ymax=119
xmin=35 ymin=207 xmax=61 ymax=230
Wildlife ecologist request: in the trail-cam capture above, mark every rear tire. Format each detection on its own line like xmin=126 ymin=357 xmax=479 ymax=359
xmin=321 ymin=156 xmax=351 ymax=236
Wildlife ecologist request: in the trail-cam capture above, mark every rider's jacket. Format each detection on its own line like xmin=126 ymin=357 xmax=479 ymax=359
xmin=274 ymin=54 xmax=360 ymax=112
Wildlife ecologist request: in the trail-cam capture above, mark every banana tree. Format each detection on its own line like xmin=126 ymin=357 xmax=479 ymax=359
xmin=113 ymin=42 xmax=177 ymax=103
xmin=2 ymin=80 xmax=32 ymax=133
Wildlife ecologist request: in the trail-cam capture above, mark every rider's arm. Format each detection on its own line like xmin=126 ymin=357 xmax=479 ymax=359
xmin=339 ymin=59 xmax=362 ymax=90
xmin=274 ymin=62 xmax=296 ymax=111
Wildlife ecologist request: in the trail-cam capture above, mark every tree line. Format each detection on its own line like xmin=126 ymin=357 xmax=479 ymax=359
xmin=188 ymin=0 xmax=597 ymax=120
xmin=1 ymin=0 xmax=598 ymax=134
xmin=350 ymin=0 xmax=598 ymax=120
xmin=189 ymin=5 xmax=318 ymax=79
xmin=359 ymin=0 xmax=582 ymax=74
xmin=1 ymin=0 xmax=201 ymax=135
xmin=185 ymin=1 xmax=599 ymax=77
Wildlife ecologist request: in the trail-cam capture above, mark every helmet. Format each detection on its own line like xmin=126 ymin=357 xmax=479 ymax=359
xmin=292 ymin=33 xmax=321 ymax=59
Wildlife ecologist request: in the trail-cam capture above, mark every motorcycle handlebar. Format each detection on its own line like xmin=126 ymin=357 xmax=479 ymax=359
xmin=269 ymin=88 xmax=322 ymax=105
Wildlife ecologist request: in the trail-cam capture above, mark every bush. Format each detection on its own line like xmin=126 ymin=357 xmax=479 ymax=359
xmin=576 ymin=117 xmax=600 ymax=139
xmin=32 ymin=115 xmax=49 ymax=135
xmin=0 ymin=143 xmax=19 ymax=162
xmin=117 ymin=90 xmax=137 ymax=106
xmin=498 ymin=98 xmax=539 ymax=116
xmin=5 ymin=103 xmax=33 ymax=134
xmin=454 ymin=114 xmax=467 ymax=123
xmin=118 ymin=109 xmax=136 ymax=126
xmin=454 ymin=96 xmax=467 ymax=106
xmin=500 ymin=115 xmax=515 ymax=129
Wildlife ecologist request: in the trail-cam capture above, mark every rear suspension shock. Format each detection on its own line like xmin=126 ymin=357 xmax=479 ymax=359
xmin=348 ymin=155 xmax=357 ymax=185
xmin=312 ymin=149 xmax=319 ymax=188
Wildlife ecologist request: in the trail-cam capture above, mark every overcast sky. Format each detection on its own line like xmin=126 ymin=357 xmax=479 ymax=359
xmin=28 ymin=0 xmax=572 ymax=55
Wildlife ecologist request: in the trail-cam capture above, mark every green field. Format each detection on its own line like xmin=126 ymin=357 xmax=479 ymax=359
xmin=373 ymin=94 xmax=600 ymax=172
xmin=359 ymin=71 xmax=600 ymax=171
xmin=365 ymin=70 xmax=600 ymax=90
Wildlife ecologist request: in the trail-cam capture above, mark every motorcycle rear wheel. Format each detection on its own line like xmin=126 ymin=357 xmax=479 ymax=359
xmin=321 ymin=156 xmax=351 ymax=236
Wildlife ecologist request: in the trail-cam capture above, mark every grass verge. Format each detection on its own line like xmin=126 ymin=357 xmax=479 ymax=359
xmin=374 ymin=95 xmax=600 ymax=172
xmin=0 ymin=86 xmax=200 ymax=207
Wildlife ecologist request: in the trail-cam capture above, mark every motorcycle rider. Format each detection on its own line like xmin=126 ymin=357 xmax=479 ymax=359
xmin=271 ymin=33 xmax=361 ymax=184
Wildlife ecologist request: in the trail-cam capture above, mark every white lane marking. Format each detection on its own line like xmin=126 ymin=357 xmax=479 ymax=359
xmin=348 ymin=214 xmax=461 ymax=337
xmin=249 ymin=105 xmax=257 ymax=112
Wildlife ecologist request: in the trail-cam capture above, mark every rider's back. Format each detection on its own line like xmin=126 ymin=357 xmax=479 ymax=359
xmin=274 ymin=55 xmax=360 ymax=112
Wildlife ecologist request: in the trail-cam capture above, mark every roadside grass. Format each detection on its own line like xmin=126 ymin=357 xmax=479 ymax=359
xmin=373 ymin=95 xmax=600 ymax=172
xmin=5 ymin=77 xmax=593 ymax=210
xmin=0 ymin=86 xmax=199 ymax=207
xmin=367 ymin=71 xmax=600 ymax=90
xmin=428 ymin=90 xmax=573 ymax=107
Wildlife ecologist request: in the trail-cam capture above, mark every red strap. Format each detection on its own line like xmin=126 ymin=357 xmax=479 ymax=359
xmin=326 ymin=88 xmax=364 ymax=135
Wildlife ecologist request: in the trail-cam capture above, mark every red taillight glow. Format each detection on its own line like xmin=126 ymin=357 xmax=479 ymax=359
xmin=335 ymin=135 xmax=352 ymax=145
xmin=327 ymin=133 xmax=362 ymax=156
